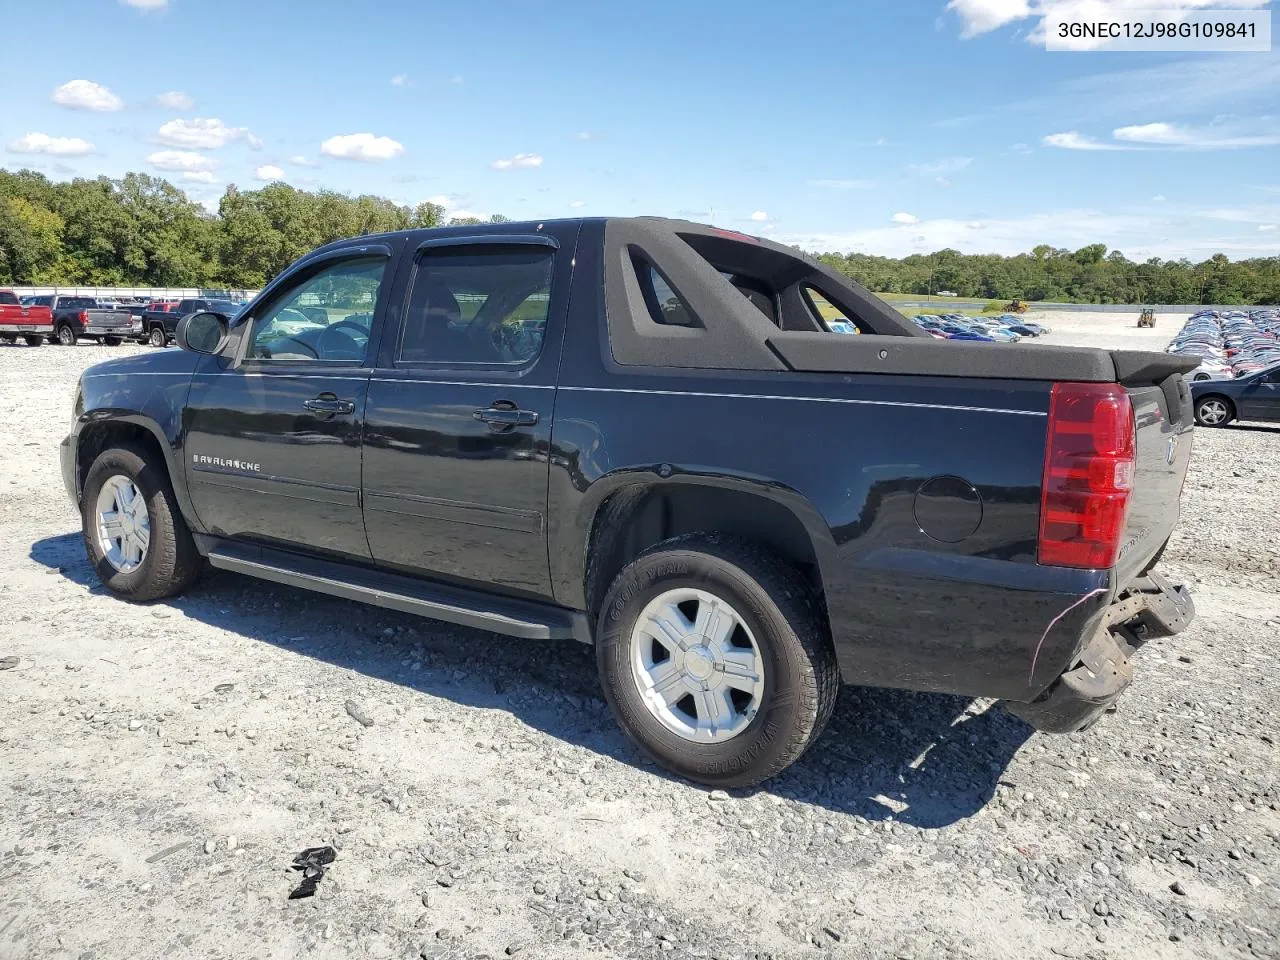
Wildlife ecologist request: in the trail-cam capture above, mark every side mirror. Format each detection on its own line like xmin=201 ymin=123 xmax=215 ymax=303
xmin=176 ymin=311 xmax=229 ymax=355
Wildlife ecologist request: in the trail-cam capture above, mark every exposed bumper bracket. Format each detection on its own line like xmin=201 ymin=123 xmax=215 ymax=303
xmin=1006 ymin=574 xmax=1195 ymax=734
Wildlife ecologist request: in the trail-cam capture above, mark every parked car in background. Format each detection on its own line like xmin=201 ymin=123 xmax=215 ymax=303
xmin=25 ymin=295 xmax=135 ymax=345
xmin=0 ymin=289 xmax=55 ymax=346
xmin=1191 ymin=362 xmax=1280 ymax=426
xmin=139 ymin=298 xmax=242 ymax=347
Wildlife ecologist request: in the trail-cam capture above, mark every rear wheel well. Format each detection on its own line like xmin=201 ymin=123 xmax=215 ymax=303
xmin=77 ymin=422 xmax=168 ymax=500
xmin=585 ymin=484 xmax=826 ymax=623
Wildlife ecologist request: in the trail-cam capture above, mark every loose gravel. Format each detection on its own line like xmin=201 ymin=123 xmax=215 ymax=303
xmin=0 ymin=326 xmax=1277 ymax=960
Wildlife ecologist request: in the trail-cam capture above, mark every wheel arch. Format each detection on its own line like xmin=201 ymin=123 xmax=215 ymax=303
xmin=578 ymin=475 xmax=837 ymax=628
xmin=75 ymin=415 xmax=200 ymax=531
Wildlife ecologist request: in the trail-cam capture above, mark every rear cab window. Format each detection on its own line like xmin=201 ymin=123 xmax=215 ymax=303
xmin=398 ymin=246 xmax=555 ymax=366
xmin=0 ymin=291 xmax=18 ymax=306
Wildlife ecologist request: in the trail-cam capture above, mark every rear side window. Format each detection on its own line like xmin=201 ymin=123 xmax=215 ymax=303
xmin=635 ymin=259 xmax=700 ymax=328
xmin=399 ymin=247 xmax=553 ymax=365
xmin=62 ymin=297 xmax=96 ymax=309
xmin=0 ymin=291 xmax=17 ymax=305
xmin=803 ymin=286 xmax=864 ymax=334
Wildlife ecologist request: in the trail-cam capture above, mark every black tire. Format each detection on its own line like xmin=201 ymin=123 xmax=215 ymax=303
xmin=103 ymin=336 xmax=122 ymax=346
xmin=1194 ymin=395 xmax=1234 ymax=427
xmin=23 ymin=336 xmax=43 ymax=347
xmin=56 ymin=324 xmax=76 ymax=346
xmin=596 ymin=534 xmax=838 ymax=788
xmin=0 ymin=334 xmax=15 ymax=344
xmin=81 ymin=444 xmax=202 ymax=602
xmin=149 ymin=326 xmax=167 ymax=348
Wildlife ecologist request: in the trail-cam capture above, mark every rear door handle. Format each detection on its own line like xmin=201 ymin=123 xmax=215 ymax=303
xmin=473 ymin=402 xmax=539 ymax=429
xmin=303 ymin=395 xmax=355 ymax=416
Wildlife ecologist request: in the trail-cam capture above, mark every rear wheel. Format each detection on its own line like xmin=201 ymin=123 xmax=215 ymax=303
xmin=149 ymin=326 xmax=167 ymax=348
xmin=23 ymin=336 xmax=43 ymax=347
xmin=81 ymin=445 xmax=202 ymax=601
xmin=1194 ymin=395 xmax=1233 ymax=427
xmin=57 ymin=324 xmax=76 ymax=346
xmin=0 ymin=334 xmax=15 ymax=344
xmin=596 ymin=535 xmax=838 ymax=787
xmin=103 ymin=336 xmax=122 ymax=347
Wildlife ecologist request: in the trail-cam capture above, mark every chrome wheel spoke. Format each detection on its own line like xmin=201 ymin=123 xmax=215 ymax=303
xmin=95 ymin=475 xmax=150 ymax=574
xmin=100 ymin=512 xmax=125 ymax=541
xmin=718 ymin=649 xmax=761 ymax=688
xmin=646 ymin=661 xmax=687 ymax=707
xmin=643 ymin=601 xmax=693 ymax=654
xmin=133 ymin=522 xmax=150 ymax=551
xmin=693 ymin=688 xmax=731 ymax=733
xmin=694 ymin=596 xmax=736 ymax=648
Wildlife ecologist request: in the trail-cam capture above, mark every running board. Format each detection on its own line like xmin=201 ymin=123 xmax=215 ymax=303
xmin=205 ymin=541 xmax=592 ymax=644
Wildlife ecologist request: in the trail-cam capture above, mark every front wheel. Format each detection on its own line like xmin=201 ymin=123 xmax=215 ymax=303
xmin=82 ymin=445 xmax=202 ymax=601
xmin=596 ymin=535 xmax=838 ymax=787
xmin=1195 ymin=396 xmax=1234 ymax=427
xmin=0 ymin=334 xmax=15 ymax=344
xmin=57 ymin=325 xmax=76 ymax=346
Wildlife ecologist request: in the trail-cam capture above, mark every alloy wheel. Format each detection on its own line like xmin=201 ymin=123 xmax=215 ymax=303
xmin=1198 ymin=399 xmax=1229 ymax=425
xmin=95 ymin=475 xmax=150 ymax=573
xmin=629 ymin=588 xmax=765 ymax=743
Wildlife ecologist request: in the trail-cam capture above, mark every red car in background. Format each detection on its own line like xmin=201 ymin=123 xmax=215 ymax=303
xmin=0 ymin=290 xmax=55 ymax=346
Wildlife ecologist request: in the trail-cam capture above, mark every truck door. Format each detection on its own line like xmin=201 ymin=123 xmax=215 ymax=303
xmin=361 ymin=226 xmax=578 ymax=599
xmin=184 ymin=245 xmax=397 ymax=560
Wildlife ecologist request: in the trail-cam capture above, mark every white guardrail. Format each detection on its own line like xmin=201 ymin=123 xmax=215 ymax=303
xmin=5 ymin=286 xmax=262 ymax=300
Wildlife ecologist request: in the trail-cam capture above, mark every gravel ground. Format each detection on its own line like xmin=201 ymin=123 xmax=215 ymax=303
xmin=1 ymin=325 xmax=1277 ymax=960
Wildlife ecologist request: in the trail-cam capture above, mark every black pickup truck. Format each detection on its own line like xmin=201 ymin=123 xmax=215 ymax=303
xmin=25 ymin=295 xmax=136 ymax=345
xmin=61 ymin=218 xmax=1197 ymax=786
xmin=139 ymin=297 xmax=243 ymax=347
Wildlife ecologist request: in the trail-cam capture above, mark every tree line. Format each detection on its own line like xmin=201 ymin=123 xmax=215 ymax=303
xmin=1 ymin=167 xmax=1277 ymax=303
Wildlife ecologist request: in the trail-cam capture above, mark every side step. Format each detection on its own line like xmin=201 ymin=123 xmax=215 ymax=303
xmin=205 ymin=540 xmax=592 ymax=644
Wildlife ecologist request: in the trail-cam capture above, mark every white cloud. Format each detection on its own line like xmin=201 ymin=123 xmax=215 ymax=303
xmin=948 ymin=0 xmax=1268 ymax=42
xmin=181 ymin=171 xmax=217 ymax=184
xmin=1113 ymin=120 xmax=1280 ymax=149
xmin=1043 ymin=131 xmax=1137 ymax=151
xmin=1259 ymin=224 xmax=1278 ymax=232
xmin=152 ymin=91 xmax=193 ymax=110
xmin=946 ymin=0 xmax=1032 ymax=38
xmin=749 ymin=211 xmax=770 ymax=222
xmin=574 ymin=131 xmax=598 ymax=141
xmin=157 ymin=118 xmax=255 ymax=149
xmin=910 ymin=156 xmax=972 ymax=177
xmin=255 ymin=164 xmax=285 ymax=181
xmin=490 ymin=153 xmax=543 ymax=170
xmin=570 ymin=200 xmax=586 ymax=208
xmin=809 ymin=179 xmax=876 ymax=190
xmin=892 ymin=212 xmax=919 ymax=224
xmin=390 ymin=74 xmax=409 ymax=86
xmin=1152 ymin=194 xmax=1167 ymax=202
xmin=146 ymin=150 xmax=217 ymax=172
xmin=1011 ymin=142 xmax=1033 ymax=154
xmin=121 ymin=0 xmax=168 ymax=8
xmin=321 ymin=132 xmax=405 ymax=162
xmin=936 ymin=177 xmax=952 ymax=187
xmin=288 ymin=155 xmax=317 ymax=167
xmin=777 ymin=206 xmax=1280 ymax=260
xmin=52 ymin=80 xmax=124 ymax=112
xmin=7 ymin=133 xmax=94 ymax=156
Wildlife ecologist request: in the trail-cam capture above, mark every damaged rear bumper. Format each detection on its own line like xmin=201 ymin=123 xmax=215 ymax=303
xmin=1006 ymin=572 xmax=1195 ymax=734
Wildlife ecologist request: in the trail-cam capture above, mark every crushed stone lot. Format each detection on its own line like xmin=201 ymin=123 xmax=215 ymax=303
xmin=1 ymin=319 xmax=1278 ymax=960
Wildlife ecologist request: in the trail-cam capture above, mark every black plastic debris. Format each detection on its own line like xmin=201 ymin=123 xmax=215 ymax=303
xmin=288 ymin=846 xmax=337 ymax=900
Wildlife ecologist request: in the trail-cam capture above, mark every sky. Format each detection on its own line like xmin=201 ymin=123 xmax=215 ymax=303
xmin=2 ymin=0 xmax=1279 ymax=261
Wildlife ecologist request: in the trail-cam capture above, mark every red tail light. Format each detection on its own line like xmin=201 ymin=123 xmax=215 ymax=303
xmin=78 ymin=310 xmax=89 ymax=324
xmin=1038 ymin=383 xmax=1135 ymax=569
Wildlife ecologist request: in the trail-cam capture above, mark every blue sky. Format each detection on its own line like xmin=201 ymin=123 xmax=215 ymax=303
xmin=2 ymin=0 xmax=1278 ymax=260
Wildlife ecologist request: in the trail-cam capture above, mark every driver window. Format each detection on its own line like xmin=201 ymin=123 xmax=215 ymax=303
xmin=247 ymin=257 xmax=387 ymax=362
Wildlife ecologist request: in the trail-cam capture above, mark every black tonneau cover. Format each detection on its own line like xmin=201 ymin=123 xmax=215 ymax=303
xmin=769 ymin=333 xmax=1198 ymax=384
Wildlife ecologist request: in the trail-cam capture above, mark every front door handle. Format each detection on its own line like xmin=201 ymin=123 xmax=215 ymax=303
xmin=473 ymin=401 xmax=539 ymax=430
xmin=303 ymin=394 xmax=355 ymax=416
